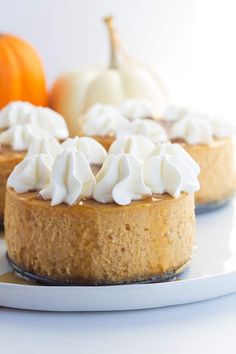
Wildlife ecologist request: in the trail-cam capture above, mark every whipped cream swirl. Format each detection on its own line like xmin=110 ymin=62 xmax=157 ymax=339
xmin=40 ymin=149 xmax=96 ymax=206
xmin=170 ymin=115 xmax=213 ymax=144
xmin=144 ymin=143 xmax=200 ymax=198
xmin=109 ymin=135 xmax=155 ymax=161
xmin=0 ymin=101 xmax=34 ymax=129
xmin=170 ymin=113 xmax=236 ymax=144
xmin=117 ymin=119 xmax=167 ymax=143
xmin=82 ymin=104 xmax=129 ymax=137
xmin=0 ymin=124 xmax=51 ymax=150
xmin=93 ymin=154 xmax=151 ymax=205
xmin=0 ymin=101 xmax=69 ymax=140
xmin=27 ymin=136 xmax=62 ymax=158
xmin=208 ymin=115 xmax=236 ymax=139
xmin=8 ymin=154 xmax=54 ymax=193
xmin=162 ymin=105 xmax=198 ymax=122
xmin=61 ymin=136 xmax=107 ymax=164
xmin=27 ymin=107 xmax=69 ymax=140
xmin=118 ymin=99 xmax=155 ymax=121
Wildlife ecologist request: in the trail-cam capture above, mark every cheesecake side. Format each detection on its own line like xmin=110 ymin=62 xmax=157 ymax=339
xmin=182 ymin=138 xmax=236 ymax=205
xmin=5 ymin=188 xmax=195 ymax=285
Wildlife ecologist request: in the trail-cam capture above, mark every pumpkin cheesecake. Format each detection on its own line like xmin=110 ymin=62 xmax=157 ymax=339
xmin=170 ymin=113 xmax=236 ymax=206
xmin=5 ymin=142 xmax=200 ymax=285
xmin=79 ymin=103 xmax=167 ymax=150
xmin=0 ymin=101 xmax=69 ymax=223
xmin=0 ymin=124 xmax=52 ymax=222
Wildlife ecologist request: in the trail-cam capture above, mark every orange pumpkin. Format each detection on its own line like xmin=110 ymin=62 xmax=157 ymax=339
xmin=0 ymin=34 xmax=48 ymax=108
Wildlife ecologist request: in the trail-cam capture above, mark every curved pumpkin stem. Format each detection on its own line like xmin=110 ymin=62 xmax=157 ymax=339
xmin=104 ymin=16 xmax=122 ymax=69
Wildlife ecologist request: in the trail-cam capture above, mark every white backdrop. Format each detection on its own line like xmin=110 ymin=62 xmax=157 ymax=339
xmin=1 ymin=0 xmax=236 ymax=117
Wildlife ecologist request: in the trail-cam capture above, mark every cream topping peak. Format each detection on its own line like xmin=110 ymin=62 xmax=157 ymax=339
xmin=109 ymin=135 xmax=155 ymax=161
xmin=118 ymin=99 xmax=155 ymax=120
xmin=40 ymin=149 xmax=96 ymax=206
xmin=117 ymin=119 xmax=167 ymax=143
xmin=82 ymin=104 xmax=129 ymax=137
xmin=61 ymin=136 xmax=107 ymax=164
xmin=93 ymin=154 xmax=151 ymax=205
xmin=144 ymin=143 xmax=200 ymax=198
xmin=8 ymin=154 xmax=53 ymax=193
xmin=0 ymin=124 xmax=51 ymax=151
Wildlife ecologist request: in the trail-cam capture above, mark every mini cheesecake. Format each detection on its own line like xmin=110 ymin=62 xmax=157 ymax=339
xmin=78 ymin=103 xmax=167 ymax=150
xmin=170 ymin=113 xmax=236 ymax=207
xmin=179 ymin=138 xmax=236 ymax=205
xmin=0 ymin=125 xmax=51 ymax=223
xmin=0 ymin=102 xmax=69 ymax=223
xmin=5 ymin=143 xmax=199 ymax=285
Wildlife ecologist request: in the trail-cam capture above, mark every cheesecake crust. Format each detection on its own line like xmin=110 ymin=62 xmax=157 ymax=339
xmin=5 ymin=188 xmax=195 ymax=285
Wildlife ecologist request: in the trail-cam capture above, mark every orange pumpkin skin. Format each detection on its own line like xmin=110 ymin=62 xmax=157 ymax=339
xmin=0 ymin=34 xmax=48 ymax=108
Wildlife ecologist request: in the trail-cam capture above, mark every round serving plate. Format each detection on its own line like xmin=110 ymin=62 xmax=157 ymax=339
xmin=195 ymin=196 xmax=232 ymax=214
xmin=0 ymin=199 xmax=236 ymax=312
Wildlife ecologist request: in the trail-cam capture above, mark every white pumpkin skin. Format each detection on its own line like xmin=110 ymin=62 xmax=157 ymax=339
xmin=49 ymin=18 xmax=169 ymax=137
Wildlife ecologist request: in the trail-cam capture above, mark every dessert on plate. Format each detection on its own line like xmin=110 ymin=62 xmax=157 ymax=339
xmin=0 ymin=101 xmax=69 ymax=223
xmin=5 ymin=141 xmax=200 ymax=285
xmin=170 ymin=113 xmax=236 ymax=207
xmin=78 ymin=103 xmax=167 ymax=149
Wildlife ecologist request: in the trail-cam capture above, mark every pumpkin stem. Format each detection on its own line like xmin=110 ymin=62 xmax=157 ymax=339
xmin=104 ymin=16 xmax=120 ymax=69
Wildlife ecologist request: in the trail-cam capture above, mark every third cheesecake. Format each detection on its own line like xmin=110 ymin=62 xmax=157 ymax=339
xmin=169 ymin=111 xmax=236 ymax=206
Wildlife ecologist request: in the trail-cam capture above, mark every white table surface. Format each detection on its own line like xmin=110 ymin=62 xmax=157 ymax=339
xmin=1 ymin=292 xmax=236 ymax=354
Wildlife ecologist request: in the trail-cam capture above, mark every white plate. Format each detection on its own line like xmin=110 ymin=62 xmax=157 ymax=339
xmin=1 ymin=200 xmax=236 ymax=312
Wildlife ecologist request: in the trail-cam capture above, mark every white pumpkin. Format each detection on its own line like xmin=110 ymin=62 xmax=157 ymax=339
xmin=49 ymin=16 xmax=169 ymax=136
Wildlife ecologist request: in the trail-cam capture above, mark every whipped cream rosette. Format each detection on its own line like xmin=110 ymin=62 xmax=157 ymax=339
xmin=82 ymin=104 xmax=129 ymax=137
xmin=27 ymin=136 xmax=62 ymax=158
xmin=170 ymin=113 xmax=236 ymax=144
xmin=206 ymin=114 xmax=236 ymax=139
xmin=162 ymin=105 xmax=199 ymax=122
xmin=61 ymin=136 xmax=107 ymax=164
xmin=109 ymin=135 xmax=155 ymax=161
xmin=8 ymin=154 xmax=54 ymax=193
xmin=93 ymin=153 xmax=151 ymax=205
xmin=26 ymin=107 xmax=69 ymax=140
xmin=0 ymin=101 xmax=35 ymax=129
xmin=40 ymin=149 xmax=96 ymax=206
xmin=117 ymin=119 xmax=167 ymax=143
xmin=0 ymin=101 xmax=69 ymax=140
xmin=144 ymin=143 xmax=200 ymax=198
xmin=0 ymin=124 xmax=51 ymax=151
xmin=118 ymin=99 xmax=155 ymax=121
